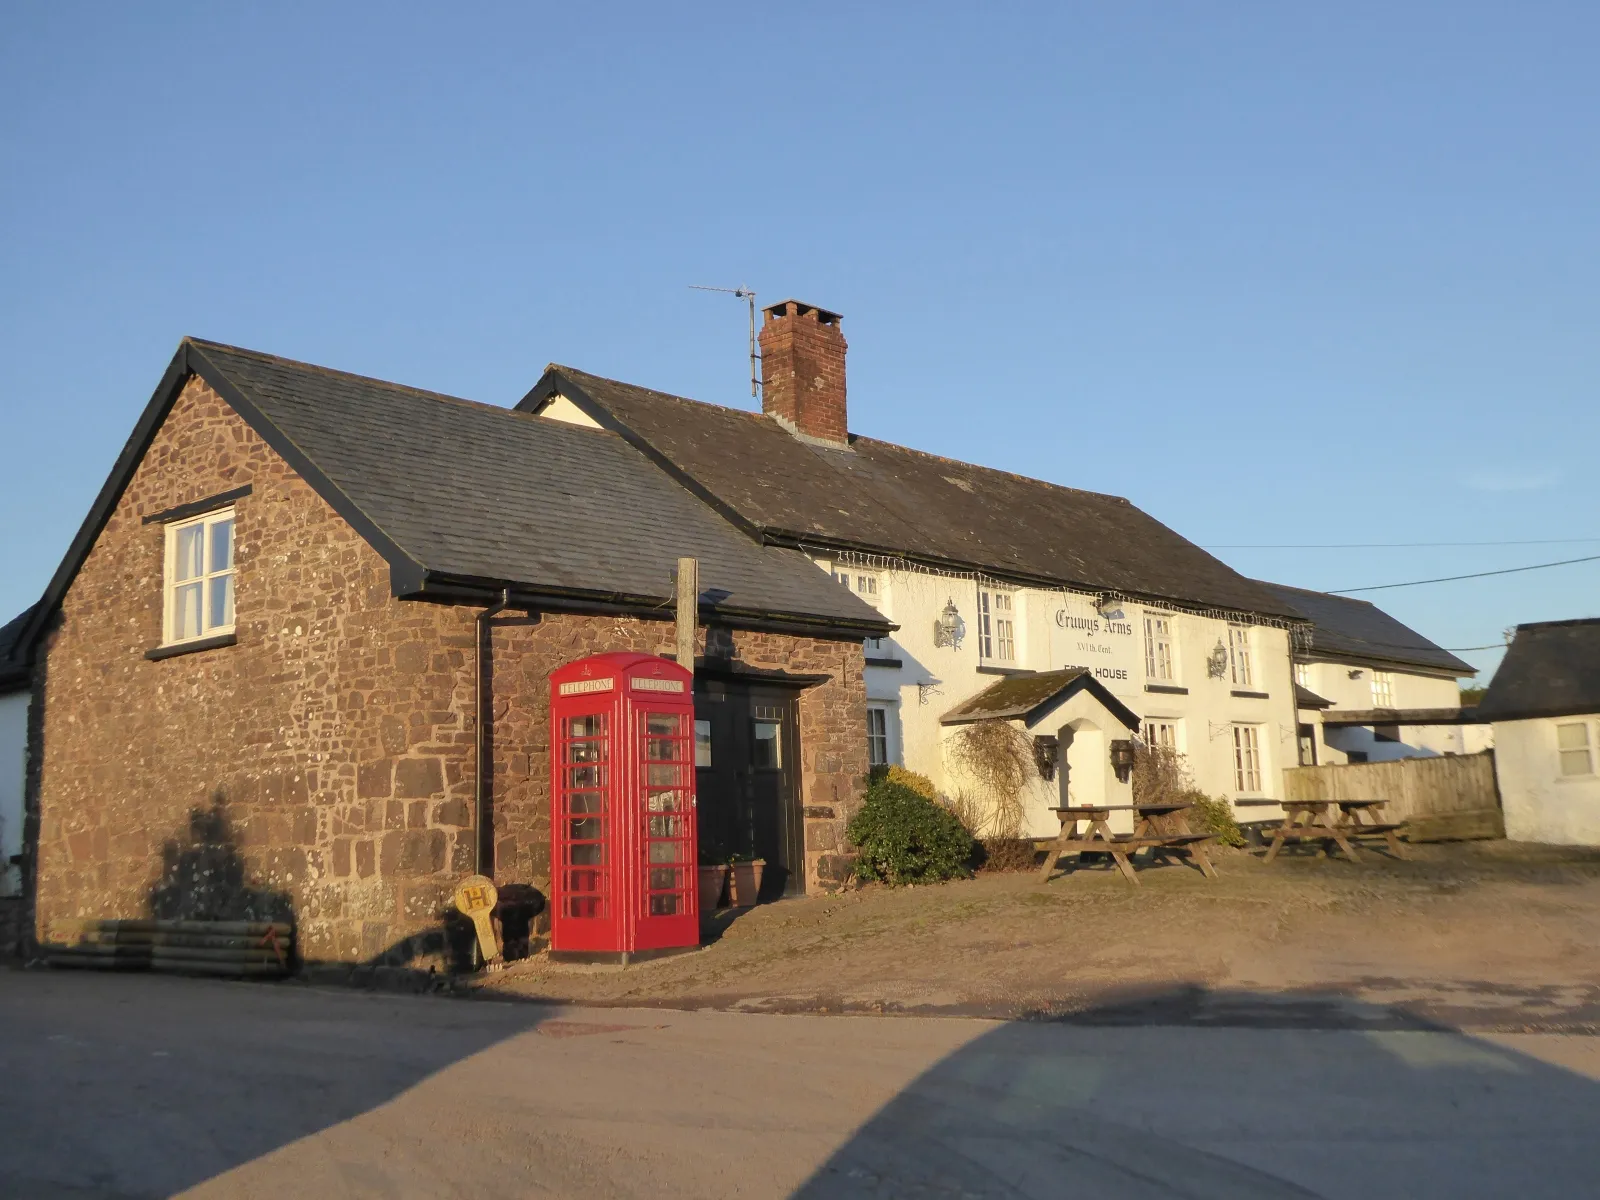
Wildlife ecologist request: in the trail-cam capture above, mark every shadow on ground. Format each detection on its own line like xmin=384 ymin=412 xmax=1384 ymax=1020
xmin=790 ymin=985 xmax=1600 ymax=1199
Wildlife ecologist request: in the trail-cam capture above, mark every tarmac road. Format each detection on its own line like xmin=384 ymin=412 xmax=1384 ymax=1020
xmin=0 ymin=970 xmax=1596 ymax=1199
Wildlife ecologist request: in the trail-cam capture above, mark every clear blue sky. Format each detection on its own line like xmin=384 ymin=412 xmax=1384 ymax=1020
xmin=3 ymin=3 xmax=1596 ymax=681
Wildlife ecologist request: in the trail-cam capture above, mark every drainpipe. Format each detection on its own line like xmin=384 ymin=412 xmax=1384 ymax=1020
xmin=475 ymin=588 xmax=511 ymax=876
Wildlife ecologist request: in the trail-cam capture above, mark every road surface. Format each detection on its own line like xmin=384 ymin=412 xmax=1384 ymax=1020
xmin=1 ymin=970 xmax=1596 ymax=1198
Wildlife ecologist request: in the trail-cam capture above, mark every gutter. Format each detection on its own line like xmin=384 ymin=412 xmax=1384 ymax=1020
xmin=475 ymin=588 xmax=511 ymax=876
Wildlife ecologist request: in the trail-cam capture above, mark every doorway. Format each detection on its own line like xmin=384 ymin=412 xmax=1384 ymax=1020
xmin=694 ymin=680 xmax=805 ymax=900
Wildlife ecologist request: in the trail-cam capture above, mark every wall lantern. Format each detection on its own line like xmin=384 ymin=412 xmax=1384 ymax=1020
xmin=1094 ymin=593 xmax=1124 ymax=620
xmin=1109 ymin=738 xmax=1136 ymax=784
xmin=1206 ymin=641 xmax=1229 ymax=679
xmin=1347 ymin=668 xmax=1364 ymax=680
xmin=933 ymin=598 xmax=965 ymax=649
xmin=1032 ymin=734 xmax=1059 ymax=782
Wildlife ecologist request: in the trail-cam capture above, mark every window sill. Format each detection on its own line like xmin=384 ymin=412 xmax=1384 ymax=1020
xmin=1231 ymin=689 xmax=1270 ymax=699
xmin=145 ymin=633 xmax=237 ymax=661
xmin=977 ymin=664 xmax=1034 ymax=677
xmin=1145 ymin=683 xmax=1188 ymax=695
xmin=864 ymin=656 xmax=904 ymax=669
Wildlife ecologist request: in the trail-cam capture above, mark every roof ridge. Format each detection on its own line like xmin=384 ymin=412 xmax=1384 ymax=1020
xmin=189 ymin=337 xmax=566 ymax=426
xmin=1256 ymin=580 xmax=1379 ymax=608
xmin=1516 ymin=616 xmax=1600 ymax=630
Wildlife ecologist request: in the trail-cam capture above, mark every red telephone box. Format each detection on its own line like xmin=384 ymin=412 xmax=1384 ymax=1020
xmin=549 ymin=652 xmax=699 ymax=957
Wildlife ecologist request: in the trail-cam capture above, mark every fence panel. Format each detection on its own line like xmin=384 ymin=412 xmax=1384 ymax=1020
xmin=1282 ymin=752 xmax=1503 ymax=841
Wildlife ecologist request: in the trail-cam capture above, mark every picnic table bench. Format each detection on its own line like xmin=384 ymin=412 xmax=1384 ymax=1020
xmin=1236 ymin=798 xmax=1409 ymax=863
xmin=1038 ymin=802 xmax=1219 ymax=885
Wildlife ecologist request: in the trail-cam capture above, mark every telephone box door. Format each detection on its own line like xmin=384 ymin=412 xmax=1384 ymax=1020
xmin=552 ymin=700 xmax=621 ymax=952
xmin=635 ymin=705 xmax=698 ymax=950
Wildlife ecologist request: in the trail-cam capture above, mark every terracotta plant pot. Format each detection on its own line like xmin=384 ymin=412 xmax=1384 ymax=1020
xmin=698 ymin=864 xmax=729 ymax=913
xmin=729 ymin=859 xmax=765 ymax=907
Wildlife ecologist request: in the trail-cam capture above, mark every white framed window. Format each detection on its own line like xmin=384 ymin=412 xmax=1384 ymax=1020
xmin=1232 ymin=724 xmax=1263 ymax=793
xmin=163 ymin=508 xmax=235 ymax=645
xmin=977 ymin=589 xmax=1015 ymax=663
xmin=1143 ymin=614 xmax=1175 ymax=681
xmin=867 ymin=706 xmax=891 ymax=767
xmin=865 ymin=636 xmax=888 ymax=655
xmin=1228 ymin=625 xmax=1254 ymax=688
xmin=1371 ymin=670 xmax=1395 ymax=709
xmin=833 ymin=568 xmax=878 ymax=598
xmin=1557 ymin=721 xmax=1595 ymax=777
xmin=1142 ymin=720 xmax=1181 ymax=753
xmin=1293 ymin=662 xmax=1310 ymax=688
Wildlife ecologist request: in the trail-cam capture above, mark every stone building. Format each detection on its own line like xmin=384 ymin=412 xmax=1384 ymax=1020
xmin=9 ymin=339 xmax=888 ymax=968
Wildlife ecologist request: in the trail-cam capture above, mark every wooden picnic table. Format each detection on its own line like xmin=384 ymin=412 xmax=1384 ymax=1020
xmin=1038 ymin=802 xmax=1218 ymax=885
xmin=1237 ymin=798 xmax=1408 ymax=863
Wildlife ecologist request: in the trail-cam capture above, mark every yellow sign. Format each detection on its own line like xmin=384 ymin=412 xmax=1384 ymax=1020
xmin=453 ymin=875 xmax=500 ymax=963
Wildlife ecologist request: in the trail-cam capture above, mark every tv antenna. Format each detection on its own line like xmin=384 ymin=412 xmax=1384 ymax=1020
xmin=690 ymin=284 xmax=760 ymax=398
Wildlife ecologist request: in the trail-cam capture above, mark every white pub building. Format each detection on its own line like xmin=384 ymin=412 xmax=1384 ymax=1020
xmin=532 ymin=298 xmax=1309 ymax=833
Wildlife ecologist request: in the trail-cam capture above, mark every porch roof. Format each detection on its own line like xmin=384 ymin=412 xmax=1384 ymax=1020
xmin=941 ymin=667 xmax=1140 ymax=731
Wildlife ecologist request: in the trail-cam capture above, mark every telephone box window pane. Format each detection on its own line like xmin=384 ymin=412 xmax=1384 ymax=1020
xmin=646 ymin=763 xmax=681 ymax=788
xmin=567 ymin=842 xmax=603 ymax=865
xmin=646 ymin=713 xmax=682 ymax=736
xmin=567 ymin=791 xmax=603 ymax=814
xmin=566 ymin=869 xmax=603 ymax=893
xmin=567 ymin=740 xmax=604 ymax=764
xmin=567 ymin=715 xmax=604 ymax=738
xmin=647 ymin=814 xmax=687 ymax=839
xmin=695 ymin=720 xmax=712 ymax=766
xmin=646 ymin=738 xmax=680 ymax=762
xmin=567 ymin=896 xmax=605 ymax=919
xmin=752 ymin=720 xmax=781 ymax=768
xmin=568 ymin=817 xmax=604 ymax=841
xmin=648 ymin=840 xmax=689 ymax=863
xmin=649 ymin=894 xmax=681 ymax=916
xmin=649 ymin=868 xmax=685 ymax=891
xmin=566 ymin=765 xmax=604 ymax=789
xmin=646 ymin=789 xmax=682 ymax=812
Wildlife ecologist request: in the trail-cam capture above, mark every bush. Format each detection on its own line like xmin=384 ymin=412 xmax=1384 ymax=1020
xmin=1182 ymin=790 xmax=1247 ymax=848
xmin=847 ymin=780 xmax=975 ymax=886
xmin=867 ymin=763 xmax=938 ymax=800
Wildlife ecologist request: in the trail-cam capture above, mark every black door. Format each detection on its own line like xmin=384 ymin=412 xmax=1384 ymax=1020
xmin=694 ymin=681 xmax=804 ymax=899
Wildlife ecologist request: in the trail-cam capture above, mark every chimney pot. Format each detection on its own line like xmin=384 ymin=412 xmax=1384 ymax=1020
xmin=759 ymin=299 xmax=848 ymax=448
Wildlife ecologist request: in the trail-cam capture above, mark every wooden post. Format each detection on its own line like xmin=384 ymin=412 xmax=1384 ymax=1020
xmin=675 ymin=557 xmax=699 ymax=672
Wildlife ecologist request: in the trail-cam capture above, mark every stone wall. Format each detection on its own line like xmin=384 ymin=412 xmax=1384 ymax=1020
xmin=30 ymin=375 xmax=867 ymax=969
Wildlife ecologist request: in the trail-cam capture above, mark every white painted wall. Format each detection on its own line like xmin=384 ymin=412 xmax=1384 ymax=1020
xmin=536 ymin=393 xmax=603 ymax=428
xmin=1494 ymin=714 xmax=1600 ymax=845
xmin=0 ymin=691 xmax=28 ymax=897
xmin=1297 ymin=662 xmax=1480 ymax=763
xmin=834 ymin=560 xmax=1299 ymax=818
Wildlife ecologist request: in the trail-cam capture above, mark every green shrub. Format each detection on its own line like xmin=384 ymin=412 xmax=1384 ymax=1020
xmin=847 ymin=780 xmax=975 ymax=886
xmin=867 ymin=763 xmax=938 ymax=799
xmin=1182 ymin=790 xmax=1247 ymax=848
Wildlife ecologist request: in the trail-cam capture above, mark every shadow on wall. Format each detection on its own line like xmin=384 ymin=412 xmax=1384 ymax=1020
xmin=791 ymin=985 xmax=1600 ymax=1199
xmin=147 ymin=795 xmax=293 ymax=924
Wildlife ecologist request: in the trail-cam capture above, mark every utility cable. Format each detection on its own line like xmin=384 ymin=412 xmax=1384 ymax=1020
xmin=1329 ymin=553 xmax=1600 ymax=595
xmin=1208 ymin=537 xmax=1600 ymax=550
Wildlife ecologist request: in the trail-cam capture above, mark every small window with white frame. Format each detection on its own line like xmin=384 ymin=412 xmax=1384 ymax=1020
xmin=1228 ymin=624 xmax=1254 ymax=688
xmin=1370 ymin=670 xmax=1395 ymax=709
xmin=1293 ymin=662 xmax=1310 ymax=689
xmin=1142 ymin=720 xmax=1181 ymax=753
xmin=1557 ymin=721 xmax=1595 ymax=777
xmin=1143 ymin=613 xmax=1175 ymax=681
xmin=1232 ymin=724 xmax=1263 ymax=793
xmin=163 ymin=508 xmax=236 ymax=645
xmin=977 ymin=588 xmax=1015 ymax=664
xmin=867 ymin=705 xmax=891 ymax=767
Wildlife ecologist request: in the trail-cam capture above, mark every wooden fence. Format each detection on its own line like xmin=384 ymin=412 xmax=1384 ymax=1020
xmin=1283 ymin=751 xmax=1504 ymax=841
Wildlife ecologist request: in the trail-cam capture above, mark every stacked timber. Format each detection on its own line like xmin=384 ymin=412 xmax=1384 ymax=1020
xmin=48 ymin=919 xmax=294 ymax=978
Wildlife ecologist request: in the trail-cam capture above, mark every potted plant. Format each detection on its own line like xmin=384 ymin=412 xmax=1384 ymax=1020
xmin=728 ymin=854 xmax=765 ymax=906
xmin=698 ymin=861 xmax=729 ymax=912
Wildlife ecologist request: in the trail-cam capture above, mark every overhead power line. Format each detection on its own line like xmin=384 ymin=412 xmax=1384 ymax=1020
xmin=1207 ymin=537 xmax=1600 ymax=550
xmin=1329 ymin=553 xmax=1600 ymax=595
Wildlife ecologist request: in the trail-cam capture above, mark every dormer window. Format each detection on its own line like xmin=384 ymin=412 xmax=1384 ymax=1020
xmin=164 ymin=509 xmax=235 ymax=645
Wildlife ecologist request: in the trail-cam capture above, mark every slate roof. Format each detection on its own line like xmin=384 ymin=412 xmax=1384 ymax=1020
xmin=1258 ymin=582 xmax=1474 ymax=676
xmin=1294 ymin=682 xmax=1333 ymax=710
xmin=940 ymin=667 xmax=1140 ymax=731
xmin=1475 ymin=618 xmax=1600 ymax=722
xmin=0 ymin=603 xmax=39 ymax=688
xmin=525 ymin=367 xmax=1306 ymax=623
xmin=11 ymin=340 xmax=891 ymax=659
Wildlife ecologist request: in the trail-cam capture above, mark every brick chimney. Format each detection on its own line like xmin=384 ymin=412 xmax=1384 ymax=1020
xmin=758 ymin=300 xmax=848 ymax=447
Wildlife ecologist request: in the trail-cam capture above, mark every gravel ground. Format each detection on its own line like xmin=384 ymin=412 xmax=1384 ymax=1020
xmin=481 ymin=840 xmax=1600 ymax=1029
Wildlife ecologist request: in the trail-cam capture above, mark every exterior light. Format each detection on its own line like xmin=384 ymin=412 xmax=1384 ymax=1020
xmin=1032 ymin=734 xmax=1059 ymax=782
xmin=1095 ymin=593 xmax=1123 ymax=619
xmin=1110 ymin=738 xmax=1136 ymax=784
xmin=933 ymin=598 xmax=965 ymax=649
